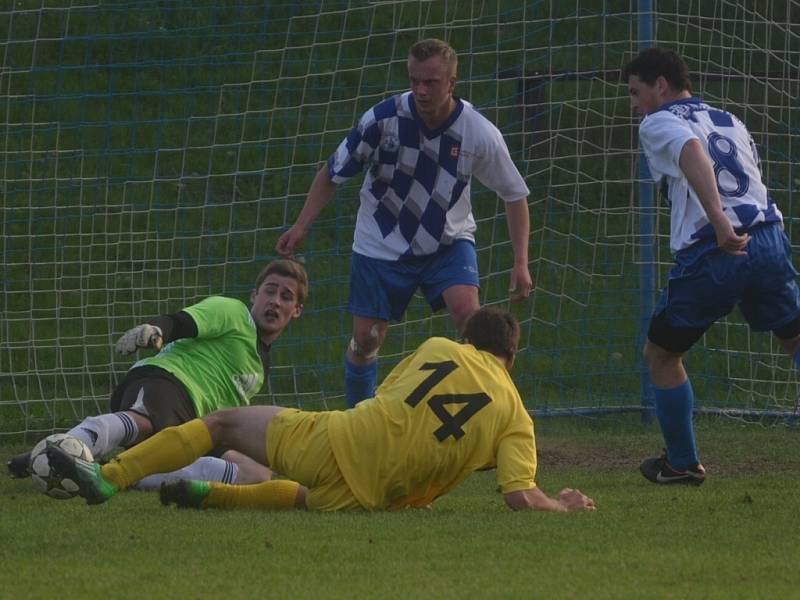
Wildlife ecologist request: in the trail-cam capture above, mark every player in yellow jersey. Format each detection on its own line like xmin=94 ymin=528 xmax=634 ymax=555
xmin=48 ymin=307 xmax=595 ymax=512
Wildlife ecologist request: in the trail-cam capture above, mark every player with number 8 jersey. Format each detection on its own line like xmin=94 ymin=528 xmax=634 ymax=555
xmin=637 ymin=84 xmax=781 ymax=254
xmin=623 ymin=48 xmax=800 ymax=486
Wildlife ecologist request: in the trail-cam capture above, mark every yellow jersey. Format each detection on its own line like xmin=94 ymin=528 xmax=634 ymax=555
xmin=327 ymin=337 xmax=537 ymax=509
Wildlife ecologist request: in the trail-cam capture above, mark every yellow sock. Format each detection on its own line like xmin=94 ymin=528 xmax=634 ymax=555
xmin=101 ymin=419 xmax=213 ymax=490
xmin=204 ymin=480 xmax=302 ymax=510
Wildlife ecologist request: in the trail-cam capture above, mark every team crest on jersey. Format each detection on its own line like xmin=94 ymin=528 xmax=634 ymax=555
xmin=232 ymin=373 xmax=260 ymax=399
xmin=667 ymin=101 xmax=709 ymax=122
xmin=450 ymin=144 xmax=460 ymax=158
xmin=380 ymin=135 xmax=400 ymax=152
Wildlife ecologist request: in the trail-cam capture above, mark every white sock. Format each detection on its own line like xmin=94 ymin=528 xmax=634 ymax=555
xmin=130 ymin=457 xmax=239 ymax=491
xmin=67 ymin=413 xmax=138 ymax=460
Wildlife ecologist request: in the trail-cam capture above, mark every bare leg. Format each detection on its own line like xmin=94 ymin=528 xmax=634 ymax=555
xmin=222 ymin=449 xmax=273 ymax=484
xmin=442 ymin=284 xmax=480 ymax=334
xmin=643 ymin=339 xmax=687 ymax=388
xmin=344 ymin=315 xmax=388 ymax=406
xmin=126 ymin=411 xmax=155 ymax=443
xmin=98 ymin=405 xmax=287 ymax=491
xmin=346 ymin=315 xmax=388 ymax=366
xmin=202 ymin=405 xmax=288 ymax=467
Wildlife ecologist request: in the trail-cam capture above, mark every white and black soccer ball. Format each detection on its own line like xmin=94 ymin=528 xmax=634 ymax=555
xmin=29 ymin=433 xmax=93 ymax=500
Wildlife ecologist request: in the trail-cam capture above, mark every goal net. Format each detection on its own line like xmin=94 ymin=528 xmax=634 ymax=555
xmin=2 ymin=1 xmax=798 ymax=439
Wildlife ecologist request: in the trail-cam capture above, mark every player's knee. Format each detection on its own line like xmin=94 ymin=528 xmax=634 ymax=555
xmin=643 ymin=340 xmax=679 ymax=374
xmin=349 ymin=328 xmax=383 ymax=360
xmin=451 ymin=305 xmax=479 ymax=333
xmin=124 ymin=411 xmax=153 ymax=439
xmin=446 ymin=295 xmax=480 ymax=333
xmin=642 ymin=341 xmax=658 ymax=371
xmin=348 ymin=337 xmax=378 ymax=360
xmin=201 ymin=410 xmax=237 ymax=445
xmin=223 ymin=450 xmax=273 ymax=484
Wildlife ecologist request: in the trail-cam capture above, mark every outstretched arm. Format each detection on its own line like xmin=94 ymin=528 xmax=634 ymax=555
xmin=275 ymin=165 xmax=338 ymax=258
xmin=504 ymin=198 xmax=533 ymax=301
xmin=504 ymin=486 xmax=595 ymax=512
xmin=114 ymin=311 xmax=198 ymax=355
xmin=679 ymin=138 xmax=750 ymax=256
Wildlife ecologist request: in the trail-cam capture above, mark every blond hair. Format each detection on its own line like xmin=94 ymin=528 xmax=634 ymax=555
xmin=409 ymin=38 xmax=458 ymax=77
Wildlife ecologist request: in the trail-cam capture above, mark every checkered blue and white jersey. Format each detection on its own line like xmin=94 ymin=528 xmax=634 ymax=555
xmin=639 ymin=97 xmax=782 ymax=253
xmin=327 ymin=92 xmax=530 ymax=260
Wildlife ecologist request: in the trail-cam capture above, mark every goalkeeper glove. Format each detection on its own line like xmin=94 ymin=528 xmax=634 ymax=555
xmin=115 ymin=324 xmax=164 ymax=355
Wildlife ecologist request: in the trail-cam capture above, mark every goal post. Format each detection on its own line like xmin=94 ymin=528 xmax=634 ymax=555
xmin=2 ymin=1 xmax=799 ymax=440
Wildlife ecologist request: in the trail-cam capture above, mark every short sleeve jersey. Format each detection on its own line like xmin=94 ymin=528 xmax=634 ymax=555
xmin=132 ymin=296 xmax=265 ymax=417
xmin=639 ymin=97 xmax=782 ymax=253
xmin=326 ymin=337 xmax=537 ymax=509
xmin=328 ymin=92 xmax=530 ymax=260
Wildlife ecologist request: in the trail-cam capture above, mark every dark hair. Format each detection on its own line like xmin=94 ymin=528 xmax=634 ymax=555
xmin=409 ymin=38 xmax=458 ymax=76
xmin=462 ymin=307 xmax=520 ymax=362
xmin=622 ymin=47 xmax=693 ymax=93
xmin=254 ymin=259 xmax=309 ymax=305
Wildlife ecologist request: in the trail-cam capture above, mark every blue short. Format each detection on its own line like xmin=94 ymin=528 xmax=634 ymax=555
xmin=654 ymin=223 xmax=800 ymax=332
xmin=348 ymin=239 xmax=479 ymax=321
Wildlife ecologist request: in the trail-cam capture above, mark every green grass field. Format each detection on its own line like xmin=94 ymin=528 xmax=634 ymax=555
xmin=2 ymin=415 xmax=798 ymax=599
xmin=2 ymin=4 xmax=799 ymax=597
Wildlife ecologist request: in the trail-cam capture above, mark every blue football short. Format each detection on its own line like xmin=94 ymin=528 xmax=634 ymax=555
xmin=654 ymin=223 xmax=800 ymax=333
xmin=348 ymin=239 xmax=479 ymax=321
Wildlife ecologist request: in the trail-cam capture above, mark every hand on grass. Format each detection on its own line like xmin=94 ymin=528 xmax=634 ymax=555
xmin=558 ymin=488 xmax=596 ymax=511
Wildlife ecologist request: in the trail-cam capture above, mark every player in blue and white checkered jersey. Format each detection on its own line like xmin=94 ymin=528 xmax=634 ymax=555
xmin=277 ymin=39 xmax=532 ymax=408
xmin=623 ymin=47 xmax=800 ymax=486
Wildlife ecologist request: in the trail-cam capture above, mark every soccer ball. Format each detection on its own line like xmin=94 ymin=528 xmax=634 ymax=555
xmin=29 ymin=433 xmax=94 ymax=500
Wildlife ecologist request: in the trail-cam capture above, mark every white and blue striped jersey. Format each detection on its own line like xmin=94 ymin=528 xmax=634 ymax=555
xmin=327 ymin=91 xmax=530 ymax=261
xmin=639 ymin=97 xmax=782 ymax=253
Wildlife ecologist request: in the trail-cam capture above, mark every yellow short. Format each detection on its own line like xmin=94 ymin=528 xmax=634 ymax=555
xmin=266 ymin=408 xmax=362 ymax=511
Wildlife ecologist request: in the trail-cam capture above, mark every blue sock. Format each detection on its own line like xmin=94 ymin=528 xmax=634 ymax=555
xmin=344 ymin=356 xmax=377 ymax=408
xmin=653 ymin=379 xmax=699 ymax=470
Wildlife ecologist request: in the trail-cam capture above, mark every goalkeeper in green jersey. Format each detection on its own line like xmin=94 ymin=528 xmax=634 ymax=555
xmin=8 ymin=259 xmax=308 ymax=491
xmin=48 ymin=307 xmax=596 ymax=513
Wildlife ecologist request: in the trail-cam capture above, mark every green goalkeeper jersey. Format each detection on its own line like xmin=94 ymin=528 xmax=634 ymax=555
xmin=132 ymin=296 xmax=265 ymax=416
